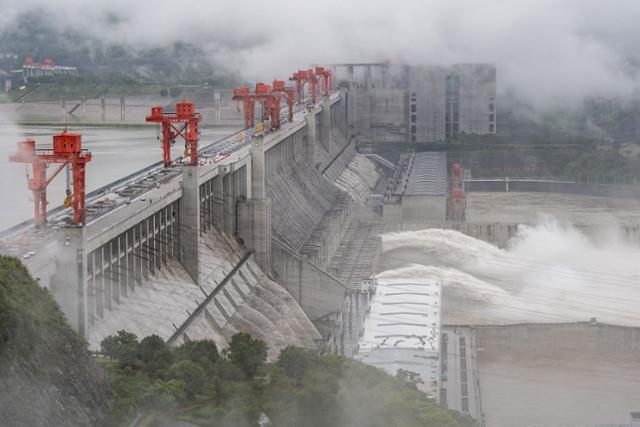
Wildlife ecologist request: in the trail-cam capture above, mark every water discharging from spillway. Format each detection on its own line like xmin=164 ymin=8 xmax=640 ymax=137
xmin=378 ymin=218 xmax=640 ymax=326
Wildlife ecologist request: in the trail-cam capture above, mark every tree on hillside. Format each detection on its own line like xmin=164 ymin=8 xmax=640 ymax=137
xmin=177 ymin=339 xmax=219 ymax=365
xmin=101 ymin=330 xmax=139 ymax=368
xmin=277 ymin=346 xmax=318 ymax=386
xmin=228 ymin=332 xmax=267 ymax=379
xmin=139 ymin=335 xmax=173 ymax=378
xmin=167 ymin=360 xmax=207 ymax=398
xmin=138 ymin=335 xmax=167 ymax=363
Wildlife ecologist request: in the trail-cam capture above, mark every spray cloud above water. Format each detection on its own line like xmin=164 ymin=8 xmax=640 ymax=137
xmin=378 ymin=220 xmax=640 ymax=326
xmin=2 ymin=0 xmax=640 ymax=106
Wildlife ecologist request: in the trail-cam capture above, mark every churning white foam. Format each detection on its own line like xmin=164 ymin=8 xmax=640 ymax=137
xmin=378 ymin=219 xmax=640 ymax=325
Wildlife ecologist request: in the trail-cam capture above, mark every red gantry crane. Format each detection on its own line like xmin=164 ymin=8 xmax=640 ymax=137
xmin=233 ymin=83 xmax=285 ymax=131
xmin=9 ymin=129 xmax=92 ymax=226
xmin=254 ymin=83 xmax=282 ymax=130
xmin=272 ymin=80 xmax=295 ymax=123
xmin=314 ymin=66 xmax=333 ymax=97
xmin=146 ymin=101 xmax=202 ymax=167
xmin=289 ymin=69 xmax=320 ymax=104
xmin=289 ymin=69 xmax=308 ymax=104
xmin=233 ymin=77 xmax=300 ymax=131
xmin=232 ymin=86 xmax=256 ymax=129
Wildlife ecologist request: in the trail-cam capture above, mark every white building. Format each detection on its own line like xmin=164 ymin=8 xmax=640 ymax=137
xmin=22 ymin=58 xmax=78 ymax=81
xmin=356 ymin=276 xmax=442 ymax=399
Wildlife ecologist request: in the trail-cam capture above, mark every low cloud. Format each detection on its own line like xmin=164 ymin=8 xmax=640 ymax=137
xmin=2 ymin=0 xmax=640 ymax=106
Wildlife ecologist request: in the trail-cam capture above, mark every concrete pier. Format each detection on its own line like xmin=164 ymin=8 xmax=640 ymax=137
xmin=180 ymin=165 xmax=201 ymax=283
xmin=321 ymin=95 xmax=332 ymax=155
xmin=50 ymin=227 xmax=87 ymax=336
xmin=238 ymin=136 xmax=271 ymax=271
xmin=305 ymin=104 xmax=318 ymax=168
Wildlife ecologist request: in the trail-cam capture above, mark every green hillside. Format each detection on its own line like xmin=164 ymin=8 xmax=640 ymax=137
xmin=0 ymin=256 xmax=113 ymax=426
xmin=0 ymin=255 xmax=476 ymax=426
xmin=100 ymin=331 xmax=477 ymax=427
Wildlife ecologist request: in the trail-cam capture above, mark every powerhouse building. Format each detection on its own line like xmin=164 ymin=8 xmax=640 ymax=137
xmin=335 ymin=63 xmax=496 ymax=143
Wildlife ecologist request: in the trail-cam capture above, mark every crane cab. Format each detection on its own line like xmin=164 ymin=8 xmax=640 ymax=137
xmin=53 ymin=130 xmax=82 ymax=155
xmin=176 ymin=101 xmax=195 ymax=118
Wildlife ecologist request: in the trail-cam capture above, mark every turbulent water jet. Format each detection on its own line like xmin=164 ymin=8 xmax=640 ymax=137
xmin=378 ymin=219 xmax=640 ymax=325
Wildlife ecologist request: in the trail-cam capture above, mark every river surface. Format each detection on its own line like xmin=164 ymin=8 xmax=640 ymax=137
xmin=467 ymin=191 xmax=640 ymax=225
xmin=0 ymin=125 xmax=235 ymax=229
xmin=377 ymin=192 xmax=640 ymax=325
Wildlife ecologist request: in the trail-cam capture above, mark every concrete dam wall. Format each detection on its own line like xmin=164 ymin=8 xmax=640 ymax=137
xmin=265 ymin=118 xmax=381 ymax=324
xmin=87 ymin=224 xmax=320 ymax=359
xmin=4 ymin=91 xmax=386 ymax=356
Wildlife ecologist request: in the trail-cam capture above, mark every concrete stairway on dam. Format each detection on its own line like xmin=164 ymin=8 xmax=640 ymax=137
xmin=88 ymin=227 xmax=320 ymax=359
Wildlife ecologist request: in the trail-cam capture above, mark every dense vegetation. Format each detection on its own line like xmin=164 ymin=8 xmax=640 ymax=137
xmin=0 ymin=255 xmax=475 ymax=426
xmin=0 ymin=256 xmax=112 ymax=426
xmin=102 ymin=330 xmax=475 ymax=427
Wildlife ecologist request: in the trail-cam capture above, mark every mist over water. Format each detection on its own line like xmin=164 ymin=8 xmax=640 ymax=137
xmin=378 ymin=220 xmax=640 ymax=326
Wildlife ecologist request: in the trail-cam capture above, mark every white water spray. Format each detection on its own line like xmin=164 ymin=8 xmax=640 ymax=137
xmin=378 ymin=219 xmax=640 ymax=325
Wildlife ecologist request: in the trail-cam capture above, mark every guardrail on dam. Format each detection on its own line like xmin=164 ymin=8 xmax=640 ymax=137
xmin=1 ymin=90 xmax=382 ymax=356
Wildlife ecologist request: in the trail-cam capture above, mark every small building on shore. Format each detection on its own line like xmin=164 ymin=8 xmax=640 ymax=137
xmin=21 ymin=57 xmax=78 ymax=81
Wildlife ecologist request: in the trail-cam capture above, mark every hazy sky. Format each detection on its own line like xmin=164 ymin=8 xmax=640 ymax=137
xmin=2 ymin=0 xmax=640 ymax=105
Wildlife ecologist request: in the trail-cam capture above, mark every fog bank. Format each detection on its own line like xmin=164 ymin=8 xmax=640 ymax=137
xmin=4 ymin=0 xmax=640 ymax=105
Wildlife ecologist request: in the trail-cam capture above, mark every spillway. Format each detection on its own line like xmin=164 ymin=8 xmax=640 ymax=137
xmin=88 ymin=225 xmax=321 ymax=359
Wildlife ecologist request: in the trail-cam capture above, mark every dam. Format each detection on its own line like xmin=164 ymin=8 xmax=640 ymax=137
xmin=3 ymin=67 xmax=640 ymax=426
xmin=0 ymin=86 xmax=382 ymax=358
